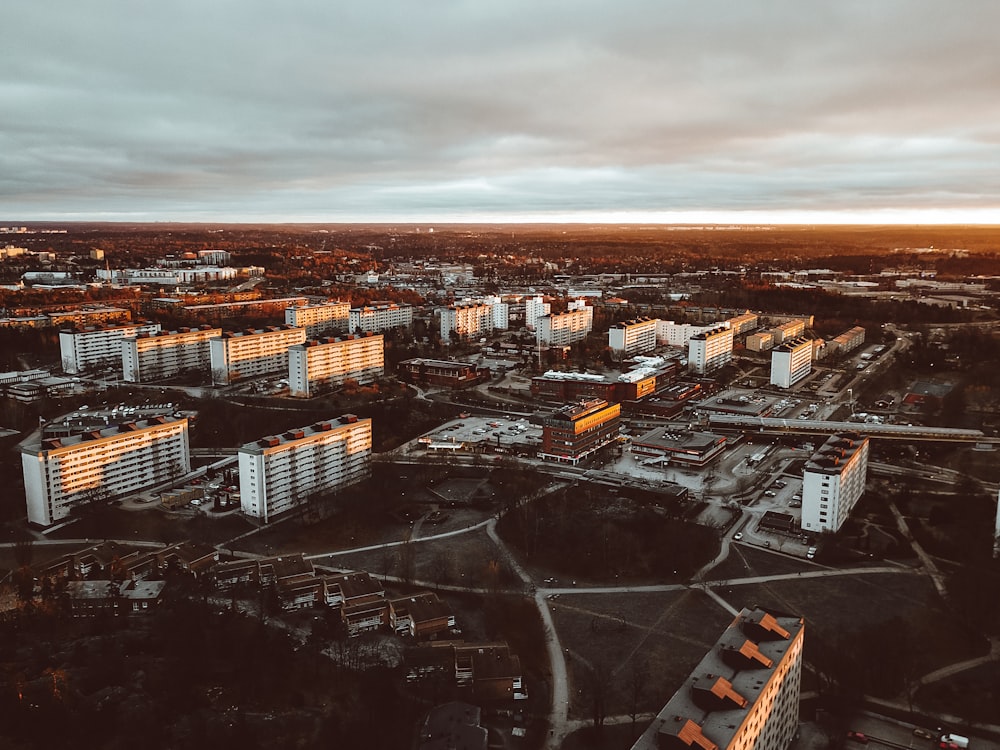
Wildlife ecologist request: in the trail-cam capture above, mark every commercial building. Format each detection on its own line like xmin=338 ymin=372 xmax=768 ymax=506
xmin=539 ymin=398 xmax=621 ymax=464
xmin=770 ymin=336 xmax=813 ymax=388
xmin=21 ymin=415 xmax=191 ymax=526
xmin=399 ymin=358 xmax=490 ymax=389
xmin=609 ymin=318 xmax=658 ymax=357
xmin=209 ymin=325 xmax=308 ymax=385
xmin=349 ymin=302 xmax=413 ymax=333
xmin=287 ymin=333 xmax=384 ymax=398
xmin=630 ymin=428 xmax=728 ymax=467
xmin=441 ymin=302 xmax=494 ymax=341
xmin=630 ymin=607 xmax=804 ymax=750
xmin=122 ymin=326 xmax=221 ymax=383
xmin=284 ymin=300 xmax=351 ymax=337
xmin=688 ymin=325 xmax=734 ymax=375
xmin=536 ymin=301 xmax=593 ymax=347
xmin=801 ymin=433 xmax=870 ymax=534
xmin=59 ymin=322 xmax=161 ymax=374
xmin=238 ymin=415 xmax=372 ymax=523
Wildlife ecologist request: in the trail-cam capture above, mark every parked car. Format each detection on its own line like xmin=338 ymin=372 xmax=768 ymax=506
xmin=913 ymin=729 xmax=935 ymax=740
xmin=847 ymin=732 xmax=869 ymax=744
xmin=733 ymin=532 xmax=743 ymax=541
xmin=764 ymin=491 xmax=777 ymax=497
xmin=807 ymin=546 xmax=817 ymax=559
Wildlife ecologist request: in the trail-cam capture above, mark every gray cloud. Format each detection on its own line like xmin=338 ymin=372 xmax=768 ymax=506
xmin=3 ymin=1 xmax=999 ymax=222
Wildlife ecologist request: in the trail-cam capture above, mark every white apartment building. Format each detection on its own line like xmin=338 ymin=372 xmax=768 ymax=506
xmin=687 ymin=324 xmax=734 ymax=374
xmin=238 ymin=415 xmax=372 ymax=523
xmin=21 ymin=415 xmax=191 ymax=526
xmin=483 ymin=295 xmax=510 ymax=330
xmin=801 ymin=433 xmax=870 ymax=533
xmin=441 ymin=302 xmax=494 ymax=341
xmin=727 ymin=310 xmax=759 ymax=336
xmin=287 ymin=333 xmax=384 ymax=398
xmin=536 ymin=304 xmax=593 ymax=347
xmin=608 ymin=318 xmax=658 ymax=357
xmin=122 ymin=326 xmax=221 ymax=383
xmin=60 ymin=322 xmax=161 ymax=375
xmin=656 ymin=320 xmax=715 ymax=347
xmin=524 ymin=295 xmax=551 ymax=331
xmin=770 ymin=319 xmax=807 ymax=344
xmin=209 ymin=325 xmax=308 ymax=385
xmin=349 ymin=303 xmax=413 ymax=333
xmin=630 ymin=607 xmax=804 ymax=750
xmin=770 ymin=336 xmax=813 ymax=388
xmin=284 ymin=301 xmax=351 ymax=337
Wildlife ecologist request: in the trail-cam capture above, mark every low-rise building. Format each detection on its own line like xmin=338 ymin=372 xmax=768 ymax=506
xmin=399 ymin=358 xmax=491 ymax=388
xmin=630 ymin=428 xmax=728 ymax=467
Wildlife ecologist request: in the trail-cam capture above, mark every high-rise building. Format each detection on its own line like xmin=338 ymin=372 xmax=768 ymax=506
xmin=440 ymin=302 xmax=494 ymax=341
xmin=349 ymin=303 xmax=413 ymax=333
xmin=483 ymin=295 xmax=510 ymax=331
xmin=539 ymin=398 xmax=621 ymax=464
xmin=656 ymin=321 xmax=716 ymax=347
xmin=122 ymin=326 xmax=221 ymax=383
xmin=608 ymin=318 xmax=658 ymax=357
xmin=59 ymin=322 xmax=162 ymax=375
xmin=209 ymin=325 xmax=308 ymax=385
xmin=287 ymin=333 xmax=384 ymax=398
xmin=631 ymin=607 xmax=804 ymax=750
xmin=770 ymin=336 xmax=813 ymax=388
xmin=801 ymin=433 xmax=869 ymax=533
xmin=284 ymin=301 xmax=351 ymax=337
xmin=21 ymin=415 xmax=191 ymax=526
xmin=536 ymin=303 xmax=593 ymax=348
xmin=687 ymin=325 xmax=734 ymax=374
xmin=524 ymin=295 xmax=551 ymax=331
xmin=238 ymin=415 xmax=372 ymax=523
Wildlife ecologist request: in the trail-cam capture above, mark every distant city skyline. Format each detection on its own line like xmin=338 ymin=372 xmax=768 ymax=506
xmin=4 ymin=2 xmax=1000 ymax=224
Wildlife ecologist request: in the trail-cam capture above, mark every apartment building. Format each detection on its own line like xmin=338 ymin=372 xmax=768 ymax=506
xmin=524 ymin=295 xmax=551 ymax=331
xmin=829 ymin=325 xmax=866 ymax=355
xmin=727 ymin=310 xmax=759 ymax=336
xmin=122 ymin=326 xmax=221 ymax=383
xmin=539 ymin=398 xmax=621 ymax=464
xmin=609 ymin=317 xmax=658 ymax=357
xmin=21 ymin=415 xmax=191 ymax=526
xmin=770 ymin=336 xmax=813 ymax=388
xmin=656 ymin=320 xmax=715 ymax=347
xmin=284 ymin=301 xmax=351 ymax=337
xmin=687 ymin=324 xmax=734 ymax=375
xmin=482 ymin=295 xmax=510 ymax=330
xmin=631 ymin=607 xmax=804 ymax=750
xmin=48 ymin=307 xmax=132 ymax=328
xmin=180 ymin=296 xmax=307 ymax=324
xmin=287 ymin=333 xmax=384 ymax=397
xmin=441 ymin=302 xmax=494 ymax=341
xmin=238 ymin=415 xmax=372 ymax=523
xmin=746 ymin=331 xmax=774 ymax=352
xmin=209 ymin=325 xmax=307 ymax=385
xmin=801 ymin=433 xmax=870 ymax=534
xmin=536 ymin=302 xmax=593 ymax=347
xmin=770 ymin=319 xmax=807 ymax=345
xmin=59 ymin=322 xmax=161 ymax=375
xmin=349 ymin=302 xmax=413 ymax=333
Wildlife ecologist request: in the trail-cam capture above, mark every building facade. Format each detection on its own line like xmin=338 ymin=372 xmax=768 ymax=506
xmin=21 ymin=415 xmax=191 ymax=526
xmin=727 ymin=311 xmax=760 ymax=337
xmin=284 ymin=301 xmax=351 ymax=337
xmin=59 ymin=322 xmax=161 ymax=374
xmin=287 ymin=333 xmax=384 ymax=397
xmin=524 ymin=295 xmax=551 ymax=331
xmin=656 ymin=321 xmax=715 ymax=347
xmin=441 ymin=302 xmax=494 ymax=341
xmin=399 ymin=358 xmax=490 ymax=389
xmin=122 ymin=326 xmax=221 ymax=383
xmin=688 ymin=325 xmax=734 ymax=374
xmin=770 ymin=319 xmax=807 ymax=345
xmin=770 ymin=336 xmax=813 ymax=388
xmin=349 ymin=303 xmax=413 ymax=333
xmin=536 ymin=304 xmax=593 ymax=348
xmin=609 ymin=318 xmax=658 ymax=357
xmin=209 ymin=325 xmax=308 ymax=385
xmin=829 ymin=325 xmax=866 ymax=355
xmin=631 ymin=607 xmax=804 ymax=750
xmin=801 ymin=433 xmax=870 ymax=533
xmin=539 ymin=398 xmax=621 ymax=464
xmin=238 ymin=415 xmax=372 ymax=523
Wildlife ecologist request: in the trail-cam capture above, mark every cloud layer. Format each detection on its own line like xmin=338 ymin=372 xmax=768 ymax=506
xmin=3 ymin=1 xmax=1000 ymax=222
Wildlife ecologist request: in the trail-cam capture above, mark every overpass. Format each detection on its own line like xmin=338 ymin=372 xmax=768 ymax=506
xmin=706 ymin=413 xmax=994 ymax=444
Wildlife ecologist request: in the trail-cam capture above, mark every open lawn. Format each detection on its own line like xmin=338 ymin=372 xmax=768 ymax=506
xmin=708 ymin=544 xmax=817 ymax=581
xmin=46 ymin=506 xmax=252 ymax=546
xmin=914 ymin=661 xmax=1000 ymax=724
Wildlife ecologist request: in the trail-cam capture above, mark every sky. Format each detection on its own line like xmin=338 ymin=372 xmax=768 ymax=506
xmin=4 ymin=1 xmax=1000 ymax=224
